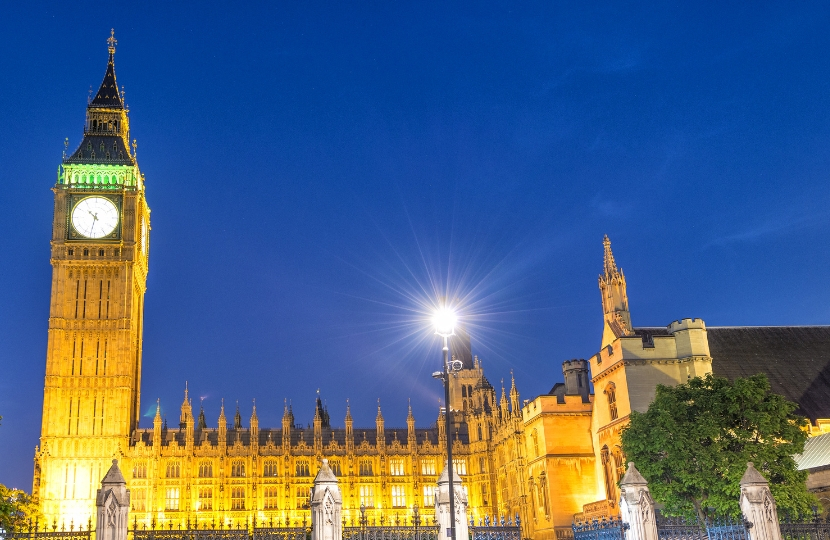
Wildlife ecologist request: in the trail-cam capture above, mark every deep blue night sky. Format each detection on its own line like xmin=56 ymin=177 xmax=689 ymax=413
xmin=2 ymin=3 xmax=830 ymax=489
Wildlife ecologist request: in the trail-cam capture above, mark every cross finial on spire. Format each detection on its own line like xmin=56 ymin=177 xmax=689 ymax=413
xmin=107 ymin=29 xmax=117 ymax=55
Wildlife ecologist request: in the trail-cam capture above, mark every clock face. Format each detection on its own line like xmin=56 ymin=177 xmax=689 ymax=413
xmin=71 ymin=197 xmax=119 ymax=239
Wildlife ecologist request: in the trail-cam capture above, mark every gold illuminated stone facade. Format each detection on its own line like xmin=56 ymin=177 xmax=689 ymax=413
xmin=36 ymin=38 xmax=830 ymax=540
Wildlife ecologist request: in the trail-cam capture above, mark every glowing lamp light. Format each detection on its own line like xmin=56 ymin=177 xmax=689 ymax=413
xmin=432 ymin=306 xmax=457 ymax=337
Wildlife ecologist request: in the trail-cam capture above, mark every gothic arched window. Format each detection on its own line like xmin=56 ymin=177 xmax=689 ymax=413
xmin=198 ymin=461 xmax=212 ymax=478
xmin=231 ymin=460 xmax=245 ymax=477
xmin=263 ymin=460 xmax=278 ymax=477
xmin=166 ymin=461 xmax=180 ymax=478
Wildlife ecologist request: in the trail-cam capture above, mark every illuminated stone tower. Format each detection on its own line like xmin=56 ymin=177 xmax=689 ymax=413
xmin=34 ymin=31 xmax=150 ymax=527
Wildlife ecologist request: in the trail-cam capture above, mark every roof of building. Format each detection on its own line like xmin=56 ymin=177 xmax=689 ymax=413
xmin=133 ymin=425 xmax=453 ymax=449
xmin=707 ymin=326 xmax=830 ymax=422
xmin=631 ymin=325 xmax=830 ymax=422
xmin=65 ymin=135 xmax=134 ymax=165
xmin=90 ymin=50 xmax=123 ymax=109
xmin=795 ymin=432 xmax=830 ymax=471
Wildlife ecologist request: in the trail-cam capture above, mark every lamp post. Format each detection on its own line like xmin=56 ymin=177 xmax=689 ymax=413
xmin=432 ymin=305 xmax=461 ymax=540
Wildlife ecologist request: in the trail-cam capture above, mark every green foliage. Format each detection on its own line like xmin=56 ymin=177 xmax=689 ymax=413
xmin=621 ymin=373 xmax=816 ymax=521
xmin=0 ymin=484 xmax=40 ymax=533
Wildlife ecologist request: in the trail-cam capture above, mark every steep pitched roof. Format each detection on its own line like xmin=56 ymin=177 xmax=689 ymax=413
xmin=90 ymin=43 xmax=123 ymax=109
xmin=707 ymin=326 xmax=830 ymax=422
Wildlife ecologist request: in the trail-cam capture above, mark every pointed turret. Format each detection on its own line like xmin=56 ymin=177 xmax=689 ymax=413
xmin=499 ymin=381 xmax=509 ymax=420
xmin=376 ymin=399 xmax=385 ymax=451
xmin=153 ymin=400 xmax=162 ymax=455
xmin=234 ymin=401 xmax=242 ymax=430
xmin=282 ymin=399 xmax=293 ymax=451
xmin=180 ymin=383 xmax=194 ymax=450
xmin=437 ymin=406 xmax=447 ymax=452
xmin=197 ymin=402 xmax=207 ymax=430
xmin=313 ymin=393 xmax=323 ymax=454
xmin=179 ymin=382 xmax=193 ymax=429
xmin=250 ymin=400 xmax=259 ymax=452
xmin=345 ymin=399 xmax=354 ymax=452
xmin=218 ymin=399 xmax=227 ymax=451
xmin=407 ymin=399 xmax=416 ymax=449
xmin=599 ymin=235 xmax=632 ymax=348
xmin=509 ymin=371 xmax=520 ymax=415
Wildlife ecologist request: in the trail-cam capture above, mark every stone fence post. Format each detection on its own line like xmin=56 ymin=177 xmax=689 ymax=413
xmin=435 ymin=463 xmax=468 ymax=540
xmin=96 ymin=459 xmax=130 ymax=540
xmin=311 ymin=459 xmax=343 ymax=540
xmin=619 ymin=463 xmax=658 ymax=540
xmin=740 ymin=462 xmax=782 ymax=540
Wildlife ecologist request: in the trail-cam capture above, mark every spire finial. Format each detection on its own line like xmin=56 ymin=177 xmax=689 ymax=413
xmin=107 ymin=29 xmax=117 ymax=55
xmin=603 ymin=235 xmax=618 ymax=277
xmin=184 ymin=381 xmax=189 ymax=400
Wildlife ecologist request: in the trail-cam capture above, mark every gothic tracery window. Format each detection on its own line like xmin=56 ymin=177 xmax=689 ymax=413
xmin=231 ymin=460 xmax=245 ymax=477
xmin=166 ymin=461 xmax=180 ymax=478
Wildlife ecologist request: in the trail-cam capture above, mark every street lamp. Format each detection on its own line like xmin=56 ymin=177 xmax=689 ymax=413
xmin=432 ymin=304 xmax=461 ymax=540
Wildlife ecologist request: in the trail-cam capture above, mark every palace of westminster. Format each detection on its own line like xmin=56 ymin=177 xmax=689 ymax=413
xmin=32 ymin=35 xmax=830 ymax=540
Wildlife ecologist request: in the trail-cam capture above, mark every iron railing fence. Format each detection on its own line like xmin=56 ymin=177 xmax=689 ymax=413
xmin=469 ymin=525 xmax=521 ymax=540
xmin=342 ymin=525 xmax=438 ymax=540
xmin=2 ymin=519 xmax=93 ymax=540
xmin=778 ymin=513 xmax=830 ymax=540
xmin=572 ymin=517 xmax=628 ymax=540
xmin=656 ymin=514 xmax=752 ymax=540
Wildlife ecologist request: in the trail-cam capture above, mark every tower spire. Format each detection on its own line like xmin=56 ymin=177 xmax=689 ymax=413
xmin=91 ymin=29 xmax=123 ymax=109
xmin=599 ymin=235 xmax=632 ymax=348
xmin=603 ymin=235 xmax=618 ymax=278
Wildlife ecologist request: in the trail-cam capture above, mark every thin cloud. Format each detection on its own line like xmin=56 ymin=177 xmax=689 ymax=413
xmin=704 ymin=211 xmax=826 ymax=248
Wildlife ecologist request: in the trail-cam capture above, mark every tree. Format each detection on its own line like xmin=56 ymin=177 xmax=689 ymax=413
xmin=621 ymin=373 xmax=816 ymax=521
xmin=0 ymin=484 xmax=40 ymax=533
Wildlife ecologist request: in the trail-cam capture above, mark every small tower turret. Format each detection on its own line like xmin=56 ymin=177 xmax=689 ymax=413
xmin=499 ymin=381 xmax=509 ymax=420
xmin=197 ymin=399 xmax=207 ymax=430
xmin=314 ymin=393 xmax=323 ymax=454
xmin=282 ymin=400 xmax=293 ymax=451
xmin=233 ymin=401 xmax=242 ymax=430
xmin=376 ymin=400 xmax=385 ymax=452
xmin=152 ymin=400 xmax=162 ymax=456
xmin=218 ymin=399 xmax=227 ymax=452
xmin=180 ymin=383 xmax=194 ymax=450
xmin=437 ymin=406 xmax=447 ymax=452
xmin=599 ymin=235 xmax=632 ymax=348
xmin=250 ymin=400 xmax=259 ymax=453
xmin=509 ymin=371 xmax=520 ymax=415
xmin=407 ymin=399 xmax=416 ymax=450
xmin=562 ymin=359 xmax=590 ymax=403
xmin=345 ymin=400 xmax=354 ymax=452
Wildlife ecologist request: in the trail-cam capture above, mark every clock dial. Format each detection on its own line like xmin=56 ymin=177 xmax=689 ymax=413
xmin=71 ymin=197 xmax=119 ymax=239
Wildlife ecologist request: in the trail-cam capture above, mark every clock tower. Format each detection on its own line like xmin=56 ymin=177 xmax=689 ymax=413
xmin=34 ymin=31 xmax=150 ymax=526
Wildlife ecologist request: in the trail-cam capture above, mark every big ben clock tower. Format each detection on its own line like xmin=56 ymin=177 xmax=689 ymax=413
xmin=34 ymin=31 xmax=149 ymax=526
